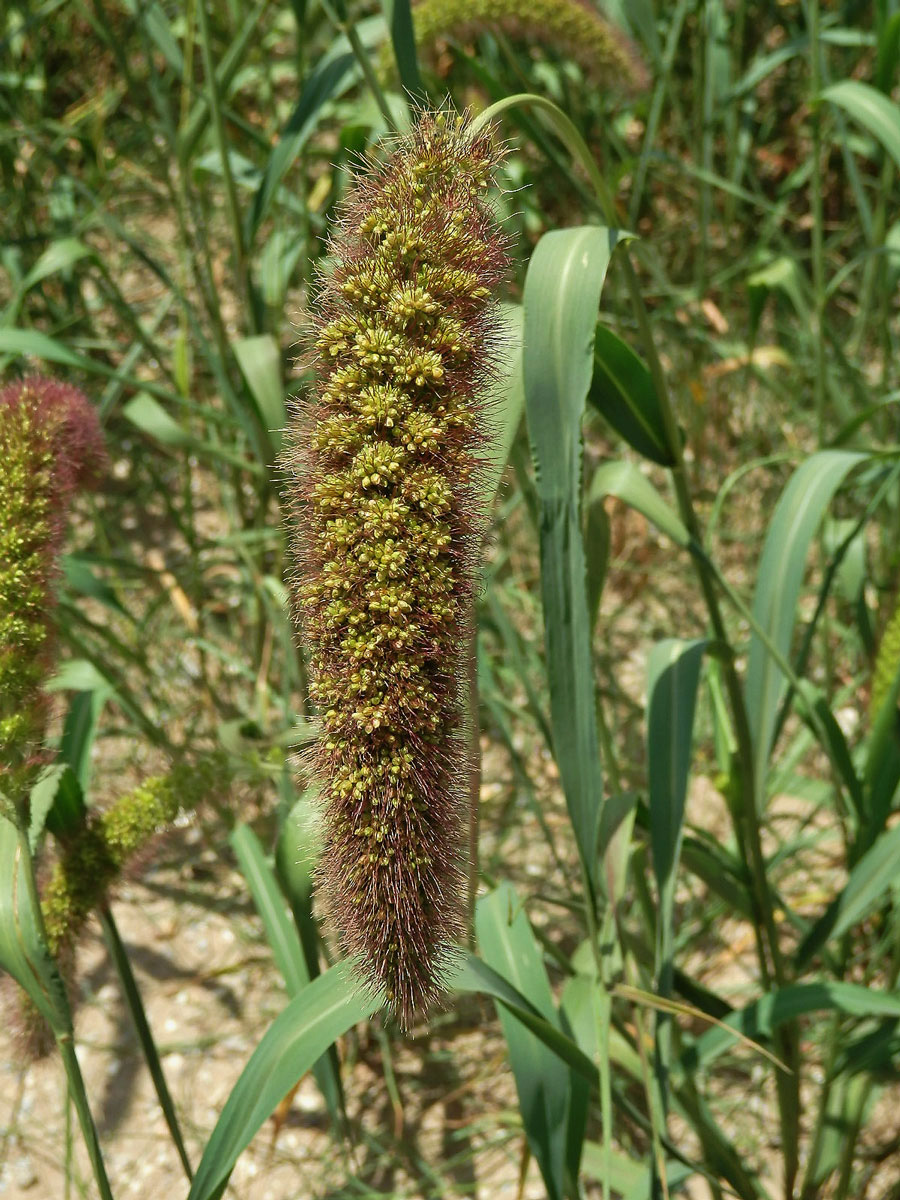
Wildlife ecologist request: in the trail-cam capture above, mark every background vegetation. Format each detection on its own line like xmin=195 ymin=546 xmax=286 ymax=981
xmin=2 ymin=0 xmax=900 ymax=1197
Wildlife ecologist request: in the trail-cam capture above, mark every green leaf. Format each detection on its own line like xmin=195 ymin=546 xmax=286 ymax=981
xmin=45 ymin=658 xmax=111 ymax=693
xmin=475 ymin=883 xmax=587 ymax=1200
xmin=797 ymin=818 xmax=900 ymax=968
xmin=275 ymin=790 xmax=323 ymax=978
xmin=822 ymin=80 xmax=900 ymax=171
xmin=381 ymin=0 xmax=421 ymax=99
xmin=246 ymin=18 xmax=385 ymax=242
xmin=0 ymin=327 xmax=92 ymax=369
xmin=123 ymin=393 xmax=191 ymax=446
xmin=231 ymin=824 xmax=312 ymax=998
xmin=794 ymin=680 xmax=865 ymax=820
xmin=233 ymin=334 xmax=285 ymax=456
xmin=647 ymin=638 xmax=706 ymax=1116
xmin=876 ymin=12 xmax=900 ymax=93
xmin=588 ymin=461 xmax=691 ymax=548
xmin=123 ymin=392 xmax=264 ymax=474
xmin=62 ymin=555 xmax=128 ymax=618
xmin=524 ymin=226 xmax=629 ymax=885
xmin=24 ymin=238 xmax=93 ymax=288
xmin=27 ymin=764 xmax=82 ymax=851
xmin=682 ymin=981 xmax=900 ymax=1073
xmin=231 ymin=823 xmax=343 ymax=1124
xmin=449 ymin=951 xmax=599 ymax=1085
xmin=0 ymin=816 xmax=71 ymax=1036
xmin=744 ymin=451 xmax=865 ymax=811
xmin=187 ymin=963 xmax=379 ymax=1200
xmin=588 ymin=325 xmax=674 ymax=465
xmin=648 ymin=639 xmax=707 ymax=975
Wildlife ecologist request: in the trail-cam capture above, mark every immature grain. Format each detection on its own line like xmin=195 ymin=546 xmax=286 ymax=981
xmin=283 ymin=110 xmax=510 ymax=1025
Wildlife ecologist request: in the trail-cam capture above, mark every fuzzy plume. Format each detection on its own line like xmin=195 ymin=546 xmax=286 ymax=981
xmin=283 ymin=110 xmax=510 ymax=1025
xmin=0 ymin=376 xmax=105 ymax=816
xmin=388 ymin=0 xmax=647 ymax=95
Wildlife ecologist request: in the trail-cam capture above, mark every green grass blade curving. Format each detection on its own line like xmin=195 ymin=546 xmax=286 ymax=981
xmin=589 ymin=461 xmax=690 ymax=548
xmin=231 ymin=822 xmax=344 ymax=1125
xmin=646 ymin=637 xmax=706 ymax=1177
xmin=247 ymin=17 xmax=385 ymax=242
xmin=523 ymin=226 xmax=629 ymax=886
xmin=450 ymin=951 xmax=599 ymax=1084
xmin=588 ymin=326 xmax=675 ymax=466
xmin=0 ymin=815 xmax=71 ymax=1035
xmin=474 ymin=883 xmax=587 ymax=1199
xmin=233 ymin=334 xmax=286 ymax=458
xmin=822 ymin=80 xmax=900 ymax=171
xmin=797 ymin=814 xmax=900 ymax=969
xmin=275 ymin=789 xmax=323 ymax=979
xmin=682 ymin=981 xmax=900 ymax=1074
xmin=744 ymin=450 xmax=865 ymax=812
xmin=187 ymin=962 xmax=379 ymax=1200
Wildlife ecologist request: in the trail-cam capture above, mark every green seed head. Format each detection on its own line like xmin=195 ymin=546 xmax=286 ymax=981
xmin=384 ymin=0 xmax=647 ymax=95
xmin=0 ymin=377 xmax=105 ymax=817
xmin=19 ymin=755 xmax=230 ymax=1059
xmin=283 ymin=109 xmax=511 ymax=1026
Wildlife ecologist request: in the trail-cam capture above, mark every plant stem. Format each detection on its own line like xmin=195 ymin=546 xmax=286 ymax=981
xmin=13 ymin=821 xmax=114 ymax=1200
xmin=100 ymin=908 xmax=193 ymax=1181
xmin=196 ymin=0 xmax=254 ymax=334
xmin=320 ymin=0 xmax=398 ymax=132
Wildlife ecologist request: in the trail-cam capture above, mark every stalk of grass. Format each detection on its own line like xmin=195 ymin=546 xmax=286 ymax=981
xmin=12 ymin=820 xmax=114 ymax=1200
xmin=99 ymin=907 xmax=193 ymax=1181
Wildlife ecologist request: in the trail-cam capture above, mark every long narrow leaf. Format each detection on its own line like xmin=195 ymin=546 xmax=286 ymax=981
xmin=523 ymin=227 xmax=627 ymax=885
xmin=744 ymin=451 xmax=865 ymax=811
xmin=187 ymin=963 xmax=378 ymax=1200
xmin=475 ymin=884 xmax=588 ymax=1199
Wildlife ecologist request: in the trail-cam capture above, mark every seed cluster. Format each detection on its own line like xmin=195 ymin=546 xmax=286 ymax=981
xmin=17 ymin=756 xmax=231 ymax=1058
xmin=390 ymin=0 xmax=647 ymax=95
xmin=284 ymin=111 xmax=509 ymax=1024
xmin=0 ymin=377 xmax=105 ymax=815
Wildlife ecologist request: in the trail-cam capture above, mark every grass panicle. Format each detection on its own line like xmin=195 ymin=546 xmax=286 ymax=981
xmin=16 ymin=755 xmax=230 ymax=1059
xmin=404 ymin=0 xmax=647 ymax=94
xmin=0 ymin=377 xmax=105 ymax=818
xmin=283 ymin=108 xmax=511 ymax=1026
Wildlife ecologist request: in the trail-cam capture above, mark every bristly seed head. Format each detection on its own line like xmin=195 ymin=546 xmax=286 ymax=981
xmin=283 ymin=109 xmax=511 ymax=1026
xmin=0 ymin=376 xmax=106 ymax=817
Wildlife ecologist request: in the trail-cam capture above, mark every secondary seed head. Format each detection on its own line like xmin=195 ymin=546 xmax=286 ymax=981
xmin=0 ymin=376 xmax=105 ymax=816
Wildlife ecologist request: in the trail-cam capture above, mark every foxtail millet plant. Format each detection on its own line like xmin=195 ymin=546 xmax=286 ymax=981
xmin=393 ymin=0 xmax=647 ymax=95
xmin=0 ymin=376 xmax=105 ymax=818
xmin=283 ymin=110 xmax=510 ymax=1025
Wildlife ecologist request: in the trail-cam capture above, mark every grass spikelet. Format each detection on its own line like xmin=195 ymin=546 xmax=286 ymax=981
xmin=0 ymin=376 xmax=105 ymax=816
xmin=398 ymin=0 xmax=647 ymax=95
xmin=871 ymin=599 xmax=900 ymax=721
xmin=283 ymin=109 xmax=511 ymax=1026
xmin=17 ymin=756 xmax=230 ymax=1059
